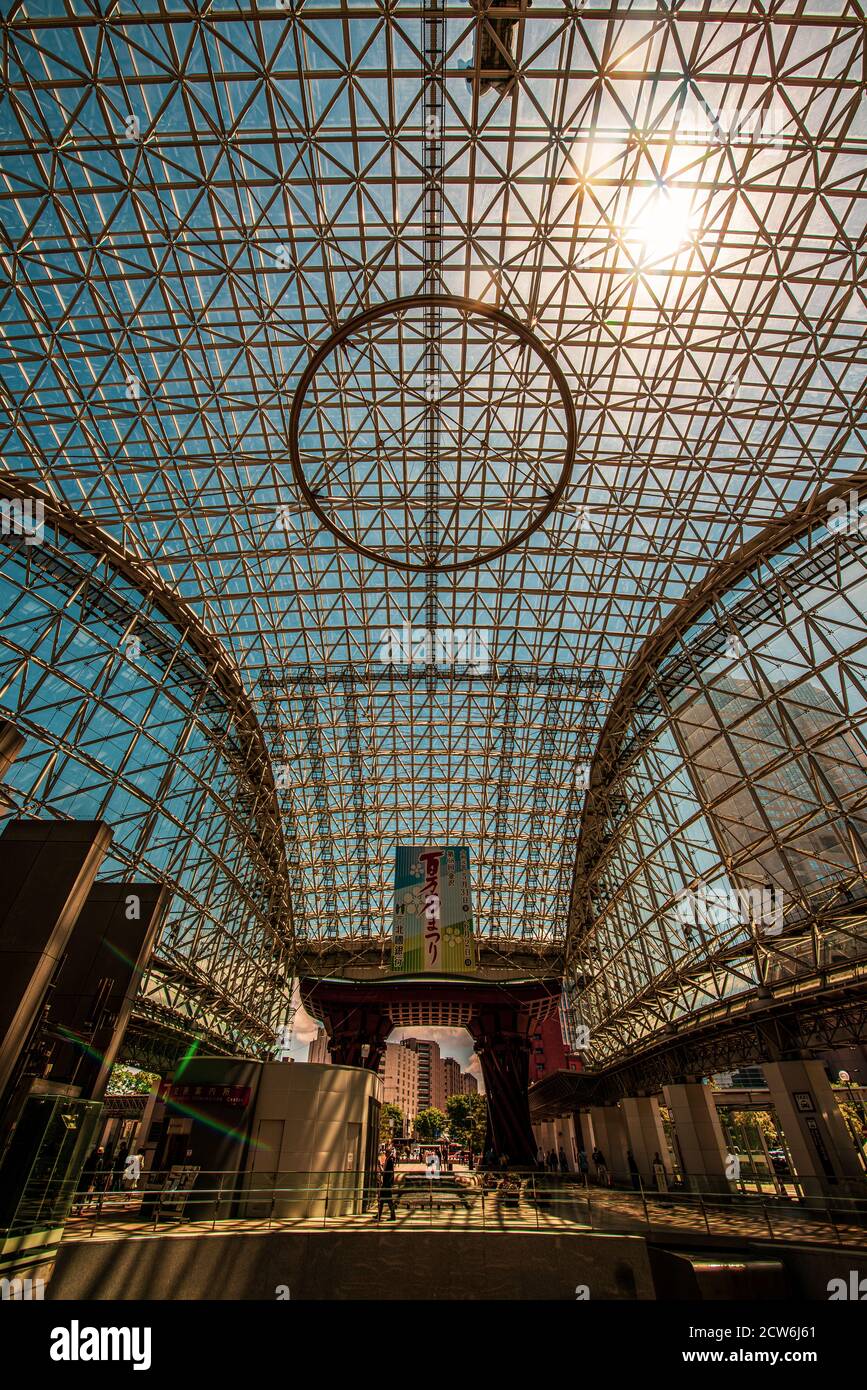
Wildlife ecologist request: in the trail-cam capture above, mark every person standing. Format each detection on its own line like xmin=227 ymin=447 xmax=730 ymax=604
xmin=75 ymin=1145 xmax=105 ymax=1211
xmin=652 ymin=1151 xmax=668 ymax=1193
xmin=577 ymin=1148 xmax=589 ymax=1184
xmin=592 ymin=1146 xmax=608 ymax=1186
xmin=377 ymin=1146 xmax=396 ymax=1222
xmin=627 ymin=1149 xmax=640 ymax=1190
xmin=547 ymin=1148 xmax=558 ymax=1172
xmin=558 ymin=1146 xmax=569 ymax=1173
xmin=112 ymin=1143 xmax=129 ymax=1192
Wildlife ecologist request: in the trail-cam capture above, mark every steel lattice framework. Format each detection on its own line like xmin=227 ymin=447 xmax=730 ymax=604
xmin=567 ymin=490 xmax=867 ymax=1068
xmin=0 ymin=1 xmax=865 ymax=984
xmin=0 ymin=476 xmax=291 ymax=1054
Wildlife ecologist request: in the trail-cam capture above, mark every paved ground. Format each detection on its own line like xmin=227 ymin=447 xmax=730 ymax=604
xmin=64 ymin=1179 xmax=867 ymax=1248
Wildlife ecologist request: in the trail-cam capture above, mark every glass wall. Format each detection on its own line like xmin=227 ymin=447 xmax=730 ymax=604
xmin=0 ymin=511 xmax=289 ymax=1054
xmin=569 ymin=509 xmax=867 ymax=1064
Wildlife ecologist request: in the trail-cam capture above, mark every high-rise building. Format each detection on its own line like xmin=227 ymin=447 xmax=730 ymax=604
xmin=378 ymin=1043 xmax=419 ymax=1124
xmin=307 ymin=1027 xmax=331 ymax=1065
xmin=528 ymin=1012 xmax=579 ymax=1084
xmin=461 ymin=1071 xmax=479 ymax=1096
xmin=442 ymin=1056 xmax=462 ymax=1100
xmin=714 ymin=1066 xmax=766 ymax=1090
xmin=401 ymin=1037 xmax=445 ymax=1112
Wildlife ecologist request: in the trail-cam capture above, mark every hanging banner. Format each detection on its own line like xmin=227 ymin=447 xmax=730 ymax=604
xmin=391 ymin=845 xmax=476 ymax=975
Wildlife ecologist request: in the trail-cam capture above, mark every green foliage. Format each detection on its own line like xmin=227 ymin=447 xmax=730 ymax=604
xmin=445 ymin=1092 xmax=487 ymax=1153
xmin=838 ymin=1099 xmax=867 ymax=1146
xmin=414 ymin=1106 xmax=447 ymax=1140
xmin=107 ymin=1063 xmax=158 ymax=1096
xmin=380 ymin=1102 xmax=404 ymax=1141
xmin=729 ymin=1108 xmax=778 ymax=1142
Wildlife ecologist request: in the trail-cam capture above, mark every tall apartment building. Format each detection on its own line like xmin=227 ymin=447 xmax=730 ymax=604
xmin=461 ymin=1071 xmax=479 ymax=1095
xmin=442 ymin=1056 xmax=462 ymax=1100
xmin=378 ymin=1042 xmax=420 ymax=1125
xmin=528 ymin=1012 xmax=581 ymax=1085
xmin=307 ymin=1027 xmax=331 ymax=1065
xmin=401 ymin=1037 xmax=445 ymax=1112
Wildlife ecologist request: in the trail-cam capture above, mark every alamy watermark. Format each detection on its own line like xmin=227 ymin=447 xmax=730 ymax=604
xmin=826 ymin=489 xmax=867 ymax=537
xmin=1 ymin=1275 xmax=44 ymax=1300
xmin=673 ymin=102 xmax=787 ymax=148
xmin=827 ymin=1271 xmax=867 ymax=1300
xmin=379 ymin=623 xmax=489 ymax=674
xmin=0 ymin=497 xmax=44 ymax=546
xmin=676 ymin=883 xmax=783 ymax=937
xmin=50 ymin=1322 xmax=151 ymax=1370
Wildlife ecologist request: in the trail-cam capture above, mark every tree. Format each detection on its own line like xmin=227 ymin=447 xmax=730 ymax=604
xmin=107 ymin=1063 xmax=159 ymax=1096
xmin=414 ymin=1106 xmax=447 ymax=1140
xmin=729 ymin=1109 xmax=778 ymax=1143
xmin=381 ymin=1102 xmax=404 ymax=1142
xmin=445 ymin=1092 xmax=486 ymax=1156
xmin=838 ymin=1099 xmax=867 ymax=1150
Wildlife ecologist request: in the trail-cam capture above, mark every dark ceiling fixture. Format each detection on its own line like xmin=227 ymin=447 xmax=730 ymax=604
xmin=468 ymin=0 xmax=532 ymax=94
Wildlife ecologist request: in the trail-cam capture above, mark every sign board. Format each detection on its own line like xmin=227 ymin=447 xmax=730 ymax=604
xmin=391 ymin=845 xmax=476 ymax=975
xmin=165 ymin=1084 xmax=252 ymax=1108
xmin=160 ymin=1165 xmax=200 ymax=1216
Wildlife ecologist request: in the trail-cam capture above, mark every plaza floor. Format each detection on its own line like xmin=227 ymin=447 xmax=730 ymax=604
xmin=62 ymin=1180 xmax=867 ymax=1249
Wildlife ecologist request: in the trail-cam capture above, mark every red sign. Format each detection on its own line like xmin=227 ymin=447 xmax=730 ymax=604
xmin=165 ymin=1083 xmax=251 ymax=1108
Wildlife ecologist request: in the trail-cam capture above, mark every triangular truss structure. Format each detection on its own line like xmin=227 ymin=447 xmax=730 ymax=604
xmin=0 ymin=3 xmax=864 ymax=1001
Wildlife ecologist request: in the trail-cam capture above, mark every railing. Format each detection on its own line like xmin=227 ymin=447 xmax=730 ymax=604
xmin=53 ymin=1169 xmax=867 ymax=1248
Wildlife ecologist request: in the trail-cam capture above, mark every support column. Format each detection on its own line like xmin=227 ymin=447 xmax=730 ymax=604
xmin=558 ymin=1115 xmax=580 ymax=1170
xmin=587 ymin=1104 xmax=630 ymax=1182
xmin=473 ymin=1031 xmax=535 ymax=1166
xmin=662 ymin=1081 xmax=730 ymax=1192
xmin=763 ymin=1059 xmax=865 ymax=1197
xmin=40 ymin=881 xmax=169 ymax=1099
xmin=0 ymin=719 xmax=24 ymax=789
xmin=324 ymin=1006 xmax=392 ymax=1072
xmin=621 ymin=1095 xmax=672 ymax=1185
xmin=573 ymin=1111 xmax=592 ymax=1162
xmin=0 ymin=819 xmax=112 ymax=1109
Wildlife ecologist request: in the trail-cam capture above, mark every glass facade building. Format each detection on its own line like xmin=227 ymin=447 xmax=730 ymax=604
xmin=0 ymin=489 xmax=290 ymax=1056
xmin=569 ymin=504 xmax=867 ymax=1066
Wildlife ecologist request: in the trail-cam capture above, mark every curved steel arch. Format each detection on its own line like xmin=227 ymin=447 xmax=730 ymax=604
xmin=564 ymin=472 xmax=867 ymax=1067
xmin=0 ymin=3 xmax=864 ymax=955
xmin=0 ymin=471 xmax=293 ymax=1052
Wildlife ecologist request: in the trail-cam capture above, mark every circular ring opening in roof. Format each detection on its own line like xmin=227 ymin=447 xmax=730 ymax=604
xmin=287 ymin=294 xmax=577 ymax=573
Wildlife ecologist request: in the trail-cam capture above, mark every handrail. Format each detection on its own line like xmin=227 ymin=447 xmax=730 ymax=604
xmin=43 ymin=1168 xmax=867 ymax=1249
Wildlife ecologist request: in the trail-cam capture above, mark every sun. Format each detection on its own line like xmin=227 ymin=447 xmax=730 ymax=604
xmin=626 ymin=185 xmax=697 ymax=262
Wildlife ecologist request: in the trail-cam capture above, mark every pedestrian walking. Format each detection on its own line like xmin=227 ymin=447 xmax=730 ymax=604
xmin=112 ymin=1143 xmax=129 ymax=1192
xmin=376 ymin=1146 xmax=397 ymax=1221
xmin=627 ymin=1149 xmax=640 ymax=1190
xmin=592 ymin=1146 xmax=609 ymax=1186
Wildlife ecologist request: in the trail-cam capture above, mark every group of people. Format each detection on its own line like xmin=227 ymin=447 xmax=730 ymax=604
xmin=75 ymin=1142 xmax=144 ymax=1210
xmin=575 ymin=1146 xmax=610 ymax=1185
xmin=537 ymin=1144 xmax=610 ymax=1183
xmin=538 ymin=1142 xmax=671 ymax=1191
xmin=539 ymin=1146 xmax=570 ymax=1173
